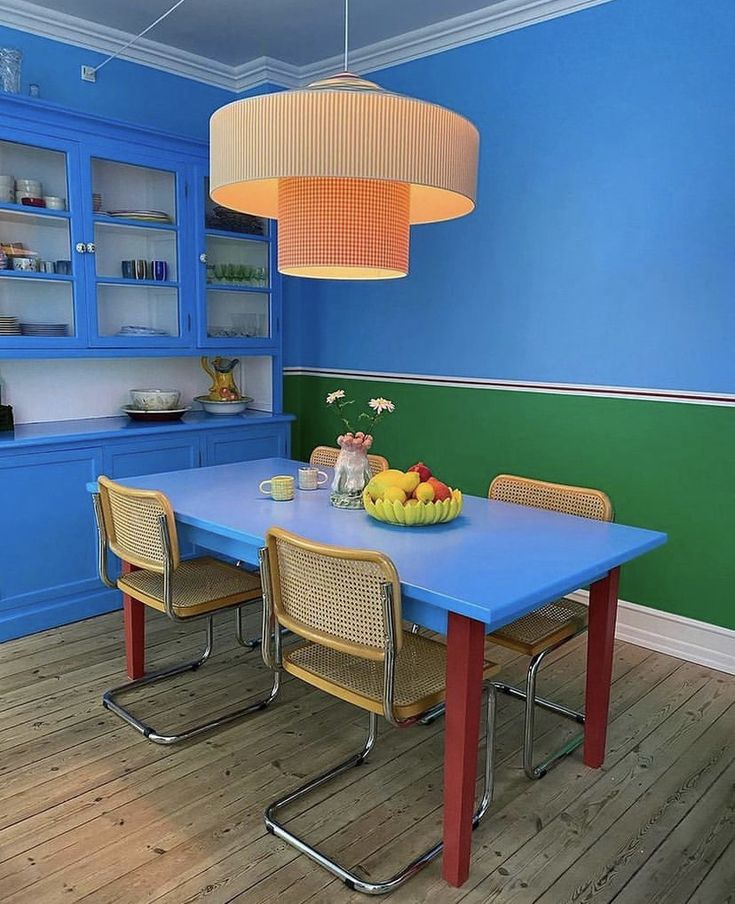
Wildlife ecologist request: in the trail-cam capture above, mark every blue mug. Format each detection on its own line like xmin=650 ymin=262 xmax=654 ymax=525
xmin=121 ymin=260 xmax=135 ymax=279
xmin=152 ymin=260 xmax=168 ymax=281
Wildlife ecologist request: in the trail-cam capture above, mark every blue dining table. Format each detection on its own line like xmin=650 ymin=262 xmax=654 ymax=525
xmin=106 ymin=456 xmax=667 ymax=887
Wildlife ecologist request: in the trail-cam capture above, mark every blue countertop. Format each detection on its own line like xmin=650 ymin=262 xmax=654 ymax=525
xmin=0 ymin=410 xmax=295 ymax=450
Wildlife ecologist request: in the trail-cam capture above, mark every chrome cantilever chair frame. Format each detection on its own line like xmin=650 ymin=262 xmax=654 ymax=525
xmin=486 ymin=474 xmax=613 ymax=779
xmin=92 ymin=491 xmax=279 ymax=745
xmin=259 ymin=544 xmax=497 ymax=896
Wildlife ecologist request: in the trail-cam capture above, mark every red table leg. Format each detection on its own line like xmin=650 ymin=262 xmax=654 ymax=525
xmin=443 ymin=611 xmax=486 ymax=887
xmin=584 ymin=566 xmax=620 ymax=767
xmin=122 ymin=561 xmax=145 ymax=680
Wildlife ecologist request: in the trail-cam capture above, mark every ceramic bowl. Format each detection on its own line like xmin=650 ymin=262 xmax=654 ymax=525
xmin=129 ymin=388 xmax=181 ymax=410
xmin=195 ymin=395 xmax=252 ymax=415
xmin=43 ymin=196 xmax=65 ymax=210
xmin=20 ymin=197 xmax=45 ymax=208
xmin=363 ymin=488 xmax=464 ymax=527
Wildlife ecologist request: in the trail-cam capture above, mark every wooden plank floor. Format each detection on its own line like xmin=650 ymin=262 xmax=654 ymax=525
xmin=1 ymin=609 xmax=733 ymax=904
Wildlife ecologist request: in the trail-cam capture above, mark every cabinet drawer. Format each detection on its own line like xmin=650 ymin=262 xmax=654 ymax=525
xmin=203 ymin=424 xmax=288 ymax=466
xmin=103 ymin=435 xmax=201 ymax=478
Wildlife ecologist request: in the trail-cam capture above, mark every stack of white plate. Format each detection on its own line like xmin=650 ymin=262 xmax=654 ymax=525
xmin=107 ymin=209 xmax=171 ymax=223
xmin=20 ymin=322 xmax=69 ymax=337
xmin=0 ymin=315 xmax=21 ymax=335
xmin=116 ymin=324 xmax=170 ymax=337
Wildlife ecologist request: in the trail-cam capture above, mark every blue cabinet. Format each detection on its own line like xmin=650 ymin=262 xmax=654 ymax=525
xmin=0 ymin=446 xmax=110 ymax=639
xmin=0 ymin=94 xmax=282 ymax=363
xmin=0 ymin=414 xmax=293 ymax=641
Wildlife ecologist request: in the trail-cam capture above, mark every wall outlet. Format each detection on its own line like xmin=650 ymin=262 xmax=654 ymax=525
xmin=81 ymin=65 xmax=96 ymax=83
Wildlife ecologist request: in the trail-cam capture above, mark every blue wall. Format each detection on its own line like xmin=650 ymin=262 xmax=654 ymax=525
xmin=284 ymin=0 xmax=735 ymax=395
xmin=0 ymin=25 xmax=235 ymax=139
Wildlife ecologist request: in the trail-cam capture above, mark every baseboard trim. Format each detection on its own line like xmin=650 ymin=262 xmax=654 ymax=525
xmin=566 ymin=590 xmax=735 ymax=675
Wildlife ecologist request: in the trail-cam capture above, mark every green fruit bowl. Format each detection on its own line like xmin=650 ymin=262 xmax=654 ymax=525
xmin=363 ymin=489 xmax=464 ymax=527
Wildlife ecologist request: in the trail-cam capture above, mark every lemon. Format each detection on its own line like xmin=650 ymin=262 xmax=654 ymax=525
xmin=384 ymin=486 xmax=407 ymax=504
xmin=415 ymin=482 xmax=435 ymax=503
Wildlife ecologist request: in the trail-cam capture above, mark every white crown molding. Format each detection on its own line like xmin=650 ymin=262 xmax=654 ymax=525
xmin=567 ymin=590 xmax=735 ymax=676
xmin=0 ymin=0 xmax=614 ymax=93
xmin=300 ymin=0 xmax=614 ymax=85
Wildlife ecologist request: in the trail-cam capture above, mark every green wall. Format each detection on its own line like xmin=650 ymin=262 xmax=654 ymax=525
xmin=285 ymin=373 xmax=735 ymax=631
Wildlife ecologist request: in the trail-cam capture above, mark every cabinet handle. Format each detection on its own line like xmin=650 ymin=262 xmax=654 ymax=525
xmin=199 ymin=253 xmax=207 ymax=264
xmin=85 ymin=242 xmax=96 ymax=254
xmin=75 ymin=242 xmax=87 ymax=254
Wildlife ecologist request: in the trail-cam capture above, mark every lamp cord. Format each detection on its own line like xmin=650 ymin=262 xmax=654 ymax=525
xmin=93 ymin=0 xmax=189 ymax=74
xmin=343 ymin=0 xmax=350 ymax=72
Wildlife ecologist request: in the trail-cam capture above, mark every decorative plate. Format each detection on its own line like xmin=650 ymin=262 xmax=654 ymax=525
xmin=121 ymin=406 xmax=191 ymax=422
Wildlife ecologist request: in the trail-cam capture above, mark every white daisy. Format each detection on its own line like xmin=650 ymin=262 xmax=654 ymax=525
xmin=369 ymin=397 xmax=395 ymax=414
xmin=326 ymin=389 xmax=346 ymax=405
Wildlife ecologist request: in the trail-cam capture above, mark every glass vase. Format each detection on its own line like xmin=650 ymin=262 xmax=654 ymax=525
xmin=0 ymin=48 xmax=22 ymax=95
xmin=330 ymin=445 xmax=372 ymax=509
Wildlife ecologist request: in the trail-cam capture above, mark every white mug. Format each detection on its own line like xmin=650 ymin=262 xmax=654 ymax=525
xmin=298 ymin=466 xmax=329 ymax=490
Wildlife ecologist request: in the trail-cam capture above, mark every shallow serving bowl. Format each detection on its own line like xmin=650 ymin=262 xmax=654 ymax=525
xmin=195 ymin=395 xmax=253 ymax=415
xmin=129 ymin=388 xmax=181 ymax=410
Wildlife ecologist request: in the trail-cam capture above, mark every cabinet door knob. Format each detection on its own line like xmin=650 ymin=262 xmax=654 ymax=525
xmin=199 ymin=253 xmax=207 ymax=264
xmin=75 ymin=242 xmax=87 ymax=253
xmin=85 ymin=242 xmax=96 ymax=254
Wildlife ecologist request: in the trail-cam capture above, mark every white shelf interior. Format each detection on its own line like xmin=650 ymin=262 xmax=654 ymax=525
xmin=0 ymin=278 xmax=74 ymax=333
xmin=206 ymin=289 xmax=269 ymax=338
xmin=96 ymin=283 xmax=179 ymax=337
xmin=0 ymin=209 xmax=70 ymax=262
xmin=92 ymin=158 xmax=176 ymax=222
xmin=238 ymin=356 xmax=273 ymax=411
xmin=94 ymin=222 xmax=177 ymax=280
xmin=0 ymin=139 xmax=69 ymax=201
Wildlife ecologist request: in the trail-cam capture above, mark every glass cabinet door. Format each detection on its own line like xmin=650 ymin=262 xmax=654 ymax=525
xmin=200 ymin=176 xmax=273 ymax=345
xmin=88 ymin=155 xmax=185 ymax=346
xmin=0 ymin=135 xmax=83 ymax=348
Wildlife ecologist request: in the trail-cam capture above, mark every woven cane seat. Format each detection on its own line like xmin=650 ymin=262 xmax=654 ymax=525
xmin=118 ymin=556 xmax=262 ymax=618
xmin=490 ymin=597 xmax=588 ymax=657
xmin=283 ymin=632 xmax=500 ymax=720
xmin=309 ymin=445 xmax=389 ymax=477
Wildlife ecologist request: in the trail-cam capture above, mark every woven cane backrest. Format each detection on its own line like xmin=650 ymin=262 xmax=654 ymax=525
xmin=489 ymin=474 xmax=613 ymax=522
xmin=265 ymin=527 xmax=402 ymax=661
xmin=97 ymin=476 xmax=180 ymax=572
xmin=309 ymin=445 xmax=390 ymax=477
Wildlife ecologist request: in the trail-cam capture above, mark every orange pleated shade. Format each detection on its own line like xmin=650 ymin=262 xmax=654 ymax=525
xmin=210 ymin=73 xmax=479 ymax=280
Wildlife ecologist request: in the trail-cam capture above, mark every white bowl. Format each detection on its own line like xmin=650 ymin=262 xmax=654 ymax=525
xmin=195 ymin=395 xmax=252 ymax=415
xmin=43 ymin=196 xmax=66 ymax=210
xmin=129 ymin=388 xmax=181 ymax=410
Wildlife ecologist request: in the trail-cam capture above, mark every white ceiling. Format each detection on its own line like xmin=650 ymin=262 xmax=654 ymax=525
xmin=0 ymin=0 xmax=613 ymax=89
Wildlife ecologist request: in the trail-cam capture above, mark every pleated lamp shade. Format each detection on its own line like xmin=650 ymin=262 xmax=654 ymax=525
xmin=210 ymin=73 xmax=479 ymax=280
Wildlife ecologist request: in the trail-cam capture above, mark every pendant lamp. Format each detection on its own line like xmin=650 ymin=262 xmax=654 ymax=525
xmin=209 ymin=3 xmax=479 ymax=280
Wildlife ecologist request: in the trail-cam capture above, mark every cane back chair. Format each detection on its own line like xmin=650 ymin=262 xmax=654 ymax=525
xmin=488 ymin=474 xmax=614 ymax=779
xmin=259 ymin=527 xmax=500 ymax=895
xmin=92 ymin=476 xmax=279 ymax=745
xmin=309 ymin=445 xmax=390 ymax=477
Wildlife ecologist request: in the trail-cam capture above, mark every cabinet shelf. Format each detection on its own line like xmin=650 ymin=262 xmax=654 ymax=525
xmin=0 ymin=270 xmax=73 ymax=282
xmin=205 ymin=227 xmax=269 ymax=243
xmin=0 ymin=202 xmax=71 ymax=220
xmin=96 ymin=277 xmax=179 ymax=289
xmin=205 ymin=283 xmax=269 ymax=293
xmin=93 ymin=215 xmax=177 ymax=232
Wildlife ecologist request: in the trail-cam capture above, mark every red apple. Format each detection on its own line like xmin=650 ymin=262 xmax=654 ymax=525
xmin=407 ymin=461 xmax=432 ymax=482
xmin=427 ymin=477 xmax=451 ymax=501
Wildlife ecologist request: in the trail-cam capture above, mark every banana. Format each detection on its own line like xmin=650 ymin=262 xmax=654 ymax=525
xmin=405 ymin=503 xmax=416 ymax=526
xmin=448 ymin=498 xmax=458 ymax=520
